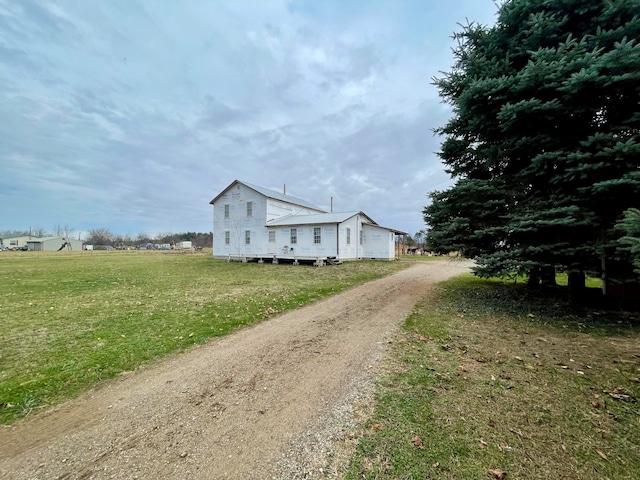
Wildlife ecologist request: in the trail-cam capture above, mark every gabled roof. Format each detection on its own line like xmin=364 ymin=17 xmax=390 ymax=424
xmin=268 ymin=211 xmax=408 ymax=235
xmin=26 ymin=237 xmax=79 ymax=242
xmin=363 ymin=223 xmax=409 ymax=236
xmin=210 ymin=179 xmax=325 ymax=212
xmin=267 ymin=211 xmax=371 ymax=227
xmin=1 ymin=235 xmax=37 ymax=241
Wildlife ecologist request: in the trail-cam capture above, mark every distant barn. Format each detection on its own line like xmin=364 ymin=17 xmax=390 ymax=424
xmin=25 ymin=237 xmax=84 ymax=251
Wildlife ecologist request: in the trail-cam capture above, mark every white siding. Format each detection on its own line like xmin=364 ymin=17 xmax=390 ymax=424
xmin=213 ymin=184 xmax=269 ymax=257
xmin=214 ymin=183 xmax=328 ymax=258
xmin=266 ymin=199 xmax=323 ymax=223
xmin=337 ymin=215 xmax=360 ymax=260
xmin=267 ymin=225 xmax=338 ymax=257
xmin=361 ymin=224 xmax=395 ymax=260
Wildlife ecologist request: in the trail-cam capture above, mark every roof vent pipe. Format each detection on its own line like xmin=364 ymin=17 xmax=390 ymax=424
xmin=283 ymin=184 xmax=286 ymax=196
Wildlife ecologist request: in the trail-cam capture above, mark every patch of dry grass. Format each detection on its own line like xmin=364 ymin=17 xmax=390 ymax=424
xmin=345 ymin=274 xmax=640 ymax=479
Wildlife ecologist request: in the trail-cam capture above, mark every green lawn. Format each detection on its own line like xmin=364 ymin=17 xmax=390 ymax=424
xmin=0 ymin=250 xmax=406 ymax=424
xmin=4 ymin=250 xmax=637 ymax=479
xmin=344 ymin=275 xmax=640 ymax=480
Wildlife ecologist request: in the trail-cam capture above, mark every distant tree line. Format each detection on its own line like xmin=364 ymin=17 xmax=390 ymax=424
xmin=84 ymin=229 xmax=212 ymax=249
xmin=0 ymin=228 xmax=212 ymax=249
xmin=0 ymin=224 xmax=76 ymax=240
xmin=398 ymin=230 xmax=430 ymax=254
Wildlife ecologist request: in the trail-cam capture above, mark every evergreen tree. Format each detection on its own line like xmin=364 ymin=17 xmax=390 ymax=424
xmin=425 ymin=0 xmax=640 ymax=296
xmin=618 ymin=208 xmax=640 ymax=273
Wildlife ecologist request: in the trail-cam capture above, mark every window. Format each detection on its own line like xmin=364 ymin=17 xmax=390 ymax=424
xmin=314 ymin=227 xmax=321 ymax=244
xmin=247 ymin=201 xmax=253 ymax=217
xmin=224 ymin=204 xmax=230 ymax=219
xmin=346 ymin=227 xmax=351 ymax=245
xmin=245 ymin=230 xmax=251 ymax=245
xmin=359 ymin=229 xmax=363 ymax=245
xmin=269 ymin=231 xmax=275 ymax=242
xmin=225 ymin=231 xmax=230 ymax=245
xmin=290 ymin=228 xmax=297 ymax=245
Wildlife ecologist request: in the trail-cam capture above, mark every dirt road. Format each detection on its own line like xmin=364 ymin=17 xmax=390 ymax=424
xmin=0 ymin=260 xmax=471 ymax=480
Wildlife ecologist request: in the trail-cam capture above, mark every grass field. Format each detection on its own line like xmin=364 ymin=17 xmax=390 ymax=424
xmin=0 ymin=250 xmax=406 ymax=424
xmin=344 ymin=275 xmax=640 ymax=480
xmin=3 ymin=251 xmax=638 ymax=478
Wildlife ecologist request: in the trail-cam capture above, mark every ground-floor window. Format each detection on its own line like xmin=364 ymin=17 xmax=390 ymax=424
xmin=225 ymin=231 xmax=230 ymax=245
xmin=245 ymin=230 xmax=251 ymax=245
xmin=346 ymin=227 xmax=351 ymax=245
xmin=291 ymin=228 xmax=297 ymax=245
xmin=314 ymin=227 xmax=321 ymax=244
xmin=269 ymin=231 xmax=275 ymax=242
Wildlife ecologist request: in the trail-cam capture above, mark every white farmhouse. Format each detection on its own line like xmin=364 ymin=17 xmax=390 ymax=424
xmin=210 ymin=180 xmax=406 ymax=264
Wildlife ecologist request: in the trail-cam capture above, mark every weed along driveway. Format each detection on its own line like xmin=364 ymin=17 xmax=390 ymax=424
xmin=0 ymin=260 xmax=472 ymax=479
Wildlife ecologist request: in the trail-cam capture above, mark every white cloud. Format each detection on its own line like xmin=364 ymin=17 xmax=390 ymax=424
xmin=0 ymin=0 xmax=499 ymax=236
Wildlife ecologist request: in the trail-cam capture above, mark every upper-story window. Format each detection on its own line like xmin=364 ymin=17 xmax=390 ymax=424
xmin=314 ymin=227 xmax=321 ymax=244
xmin=247 ymin=201 xmax=253 ymax=217
xmin=290 ymin=228 xmax=297 ymax=245
xmin=224 ymin=204 xmax=230 ymax=219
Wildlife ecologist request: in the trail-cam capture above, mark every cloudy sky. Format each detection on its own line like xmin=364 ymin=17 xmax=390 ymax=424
xmin=0 ymin=0 xmax=498 ymax=239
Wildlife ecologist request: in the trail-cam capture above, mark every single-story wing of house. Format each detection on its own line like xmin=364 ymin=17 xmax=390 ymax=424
xmin=209 ymin=180 xmax=407 ymax=264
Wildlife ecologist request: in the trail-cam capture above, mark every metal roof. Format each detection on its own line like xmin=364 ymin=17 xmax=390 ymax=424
xmin=268 ymin=211 xmax=408 ymax=235
xmin=26 ymin=236 xmax=78 ymax=242
xmin=210 ymin=180 xmax=326 ymax=212
xmin=267 ymin=211 xmax=362 ymax=227
xmin=209 ymin=180 xmax=408 ymax=235
xmin=363 ymin=223 xmax=409 ymax=236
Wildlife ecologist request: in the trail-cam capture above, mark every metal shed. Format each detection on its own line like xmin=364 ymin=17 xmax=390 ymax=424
xmin=26 ymin=237 xmax=84 ymax=251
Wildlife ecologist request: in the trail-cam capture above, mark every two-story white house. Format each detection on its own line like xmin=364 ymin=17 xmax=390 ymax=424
xmin=210 ymin=180 xmax=406 ymax=264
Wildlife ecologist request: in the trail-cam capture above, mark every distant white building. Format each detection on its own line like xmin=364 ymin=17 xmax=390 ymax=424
xmin=209 ymin=180 xmax=406 ymax=264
